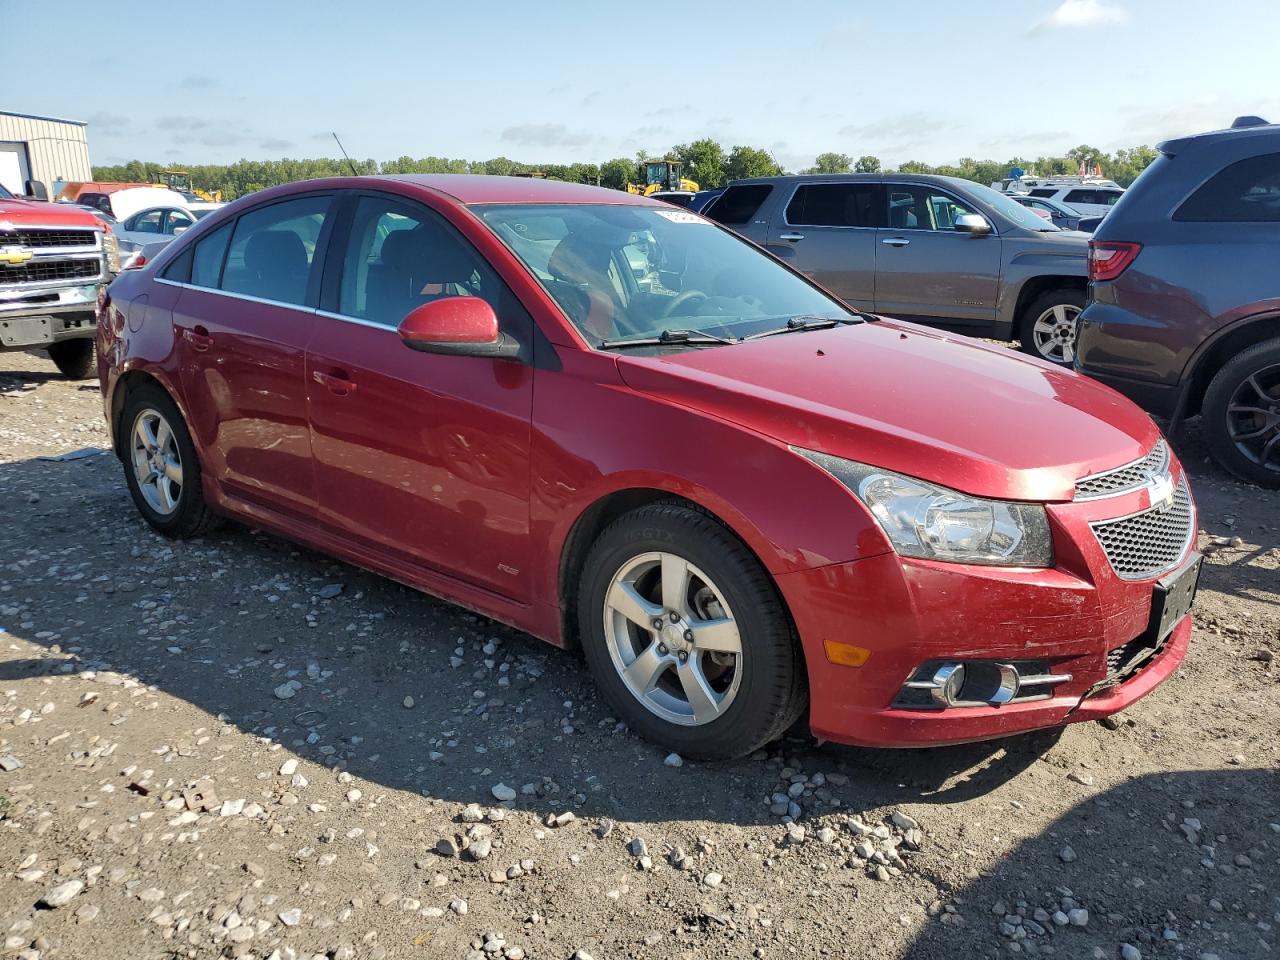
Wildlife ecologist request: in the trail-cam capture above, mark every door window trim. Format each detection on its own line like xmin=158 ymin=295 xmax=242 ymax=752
xmin=880 ymin=182 xmax=1000 ymax=236
xmin=780 ymin=180 xmax=885 ymax=230
xmin=155 ymin=276 xmax=323 ymax=315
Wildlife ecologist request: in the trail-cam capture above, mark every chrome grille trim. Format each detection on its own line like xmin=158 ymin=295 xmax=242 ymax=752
xmin=1090 ymin=478 xmax=1194 ymax=581
xmin=1075 ymin=440 xmax=1169 ymax=500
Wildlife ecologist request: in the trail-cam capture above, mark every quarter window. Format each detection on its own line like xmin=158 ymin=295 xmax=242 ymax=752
xmin=220 ymin=195 xmax=332 ymax=306
xmin=785 ymin=183 xmax=880 ymax=227
xmin=338 ymin=196 xmax=500 ymax=328
xmin=1175 ymin=153 xmax=1280 ymax=222
xmin=704 ymin=184 xmax=773 ymax=225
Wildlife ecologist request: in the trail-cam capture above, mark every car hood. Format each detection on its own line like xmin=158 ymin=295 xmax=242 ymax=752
xmin=0 ymin=198 xmax=102 ymax=228
xmin=615 ymin=320 xmax=1159 ymax=502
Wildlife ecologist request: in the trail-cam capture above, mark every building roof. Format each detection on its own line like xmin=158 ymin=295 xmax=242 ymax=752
xmin=0 ymin=110 xmax=87 ymax=127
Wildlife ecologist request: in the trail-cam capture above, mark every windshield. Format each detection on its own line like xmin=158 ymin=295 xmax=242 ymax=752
xmin=478 ymin=203 xmax=854 ymax=346
xmin=968 ymin=182 xmax=1059 ymax=231
xmin=0 ymin=183 xmax=14 ymax=200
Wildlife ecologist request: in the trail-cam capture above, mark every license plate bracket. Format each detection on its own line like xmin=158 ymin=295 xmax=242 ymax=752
xmin=1148 ymin=554 xmax=1201 ymax=642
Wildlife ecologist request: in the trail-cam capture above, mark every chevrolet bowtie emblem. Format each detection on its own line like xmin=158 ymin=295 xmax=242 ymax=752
xmin=1145 ymin=469 xmax=1175 ymax=510
xmin=0 ymin=244 xmax=33 ymax=266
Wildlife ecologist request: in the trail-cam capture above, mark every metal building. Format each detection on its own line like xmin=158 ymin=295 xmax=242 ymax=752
xmin=0 ymin=111 xmax=92 ymax=199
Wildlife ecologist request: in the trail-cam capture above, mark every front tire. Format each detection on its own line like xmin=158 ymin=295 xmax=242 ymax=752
xmin=1201 ymin=338 xmax=1280 ymax=488
xmin=1018 ymin=288 xmax=1086 ymax=365
xmin=47 ymin=339 xmax=96 ymax=380
xmin=120 ymin=384 xmax=222 ymax=537
xmin=577 ymin=501 xmax=806 ymax=760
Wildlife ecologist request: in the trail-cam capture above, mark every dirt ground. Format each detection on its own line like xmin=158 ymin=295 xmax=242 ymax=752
xmin=0 ymin=348 xmax=1276 ymax=960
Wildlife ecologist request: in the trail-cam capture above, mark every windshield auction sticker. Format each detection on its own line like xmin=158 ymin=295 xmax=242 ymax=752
xmin=653 ymin=210 xmax=708 ymax=224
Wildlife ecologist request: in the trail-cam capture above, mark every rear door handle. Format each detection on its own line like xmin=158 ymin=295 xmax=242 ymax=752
xmin=881 ymin=237 xmax=910 ymax=247
xmin=182 ymin=325 xmax=213 ymax=351
xmin=312 ymin=369 xmax=357 ymax=397
xmin=777 ymin=232 xmax=805 ymax=242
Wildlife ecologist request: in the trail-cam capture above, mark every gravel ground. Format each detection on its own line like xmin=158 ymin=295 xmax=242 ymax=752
xmin=0 ymin=349 xmax=1277 ymax=960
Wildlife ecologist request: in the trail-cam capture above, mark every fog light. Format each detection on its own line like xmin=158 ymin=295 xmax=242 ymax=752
xmin=896 ymin=659 xmax=1072 ymax=710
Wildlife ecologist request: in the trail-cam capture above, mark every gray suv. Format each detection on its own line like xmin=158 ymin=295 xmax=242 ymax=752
xmin=1077 ymin=117 xmax=1280 ymax=488
xmin=704 ymin=174 xmax=1089 ymax=364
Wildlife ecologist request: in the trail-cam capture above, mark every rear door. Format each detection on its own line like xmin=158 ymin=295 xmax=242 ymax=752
xmin=169 ymin=193 xmax=336 ymax=521
xmin=873 ymin=182 xmax=1002 ymax=330
xmin=763 ymin=181 xmax=881 ymax=310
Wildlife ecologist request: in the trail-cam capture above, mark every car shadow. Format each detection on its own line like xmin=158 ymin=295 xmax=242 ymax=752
xmin=0 ymin=448 xmax=1076 ymax=829
xmin=901 ymin=767 xmax=1279 ymax=959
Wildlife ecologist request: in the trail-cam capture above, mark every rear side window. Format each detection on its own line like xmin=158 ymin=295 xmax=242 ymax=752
xmin=1175 ymin=152 xmax=1280 ymax=222
xmin=221 ymin=195 xmax=332 ymax=305
xmin=191 ymin=222 xmax=232 ymax=288
xmin=1029 ymin=188 xmax=1058 ymax=198
xmin=704 ymin=184 xmax=773 ymax=225
xmin=1065 ymin=189 xmax=1123 ymax=206
xmin=785 ymin=183 xmax=880 ymax=227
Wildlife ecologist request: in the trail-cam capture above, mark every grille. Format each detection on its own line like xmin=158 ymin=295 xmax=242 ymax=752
xmin=0 ymin=229 xmax=98 ymax=249
xmin=0 ymin=258 xmax=101 ymax=285
xmin=1075 ymin=440 xmax=1169 ymax=500
xmin=1090 ymin=478 xmax=1193 ymax=580
xmin=1103 ymin=630 xmax=1170 ymax=687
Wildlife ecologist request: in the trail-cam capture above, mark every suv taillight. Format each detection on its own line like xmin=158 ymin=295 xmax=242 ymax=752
xmin=1088 ymin=241 xmax=1142 ymax=282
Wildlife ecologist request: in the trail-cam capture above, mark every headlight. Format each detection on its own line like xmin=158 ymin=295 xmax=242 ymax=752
xmin=795 ymin=449 xmax=1054 ymax=567
xmin=101 ymin=229 xmax=121 ymax=274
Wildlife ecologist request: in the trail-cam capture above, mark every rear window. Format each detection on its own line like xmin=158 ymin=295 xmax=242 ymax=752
xmin=785 ymin=183 xmax=880 ymax=227
xmin=704 ymin=184 xmax=773 ymax=225
xmin=1175 ymin=152 xmax=1280 ymax=222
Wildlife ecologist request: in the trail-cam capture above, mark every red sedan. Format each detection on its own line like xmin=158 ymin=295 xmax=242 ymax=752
xmin=96 ymin=176 xmax=1199 ymax=759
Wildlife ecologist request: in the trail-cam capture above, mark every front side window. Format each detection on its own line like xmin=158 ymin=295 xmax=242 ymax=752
xmin=704 ymin=184 xmax=773 ymax=225
xmin=479 ymin=203 xmax=853 ymax=346
xmin=221 ymin=195 xmax=332 ymax=306
xmin=785 ymin=183 xmax=880 ymax=227
xmin=1176 ymin=152 xmax=1280 ymax=222
xmin=885 ymin=186 xmax=978 ymax=231
xmin=338 ymin=196 xmax=499 ymax=328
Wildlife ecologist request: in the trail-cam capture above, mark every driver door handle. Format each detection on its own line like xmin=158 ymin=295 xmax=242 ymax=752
xmin=881 ymin=237 xmax=911 ymax=247
xmin=182 ymin=325 xmax=213 ymax=352
xmin=312 ymin=369 xmax=357 ymax=397
xmin=777 ymin=232 xmax=805 ymax=242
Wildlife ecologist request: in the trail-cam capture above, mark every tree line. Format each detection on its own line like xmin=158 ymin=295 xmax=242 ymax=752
xmin=91 ymin=141 xmax=1159 ymax=201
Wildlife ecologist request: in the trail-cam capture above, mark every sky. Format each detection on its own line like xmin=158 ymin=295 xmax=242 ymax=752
xmin=6 ymin=0 xmax=1279 ymax=172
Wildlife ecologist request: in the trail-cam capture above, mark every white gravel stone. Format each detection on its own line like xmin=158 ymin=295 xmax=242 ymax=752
xmin=663 ymin=752 xmax=683 ymax=767
xmin=278 ymin=908 xmax=302 ymax=927
xmin=491 ymin=783 xmax=517 ymax=802
xmin=37 ymin=879 xmax=84 ymax=908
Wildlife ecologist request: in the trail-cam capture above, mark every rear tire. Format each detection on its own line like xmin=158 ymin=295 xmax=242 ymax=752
xmin=47 ymin=339 xmax=96 ymax=380
xmin=120 ymin=384 xmax=223 ymax=537
xmin=1018 ymin=288 xmax=1086 ymax=366
xmin=1201 ymin=338 xmax=1280 ymax=489
xmin=577 ymin=501 xmax=807 ymax=760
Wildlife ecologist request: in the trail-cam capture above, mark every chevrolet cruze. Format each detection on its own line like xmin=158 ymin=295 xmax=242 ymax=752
xmin=97 ymin=176 xmax=1199 ymax=759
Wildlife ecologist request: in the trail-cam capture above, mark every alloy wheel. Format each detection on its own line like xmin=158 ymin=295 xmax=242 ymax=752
xmin=602 ymin=551 xmax=743 ymax=727
xmin=130 ymin=407 xmax=184 ymax=516
xmin=1225 ymin=363 xmax=1280 ymax=474
xmin=1031 ymin=303 xmax=1082 ymax=364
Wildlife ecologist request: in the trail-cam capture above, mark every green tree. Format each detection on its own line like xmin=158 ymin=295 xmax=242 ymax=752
xmin=670 ymin=139 xmax=726 ymax=189
xmin=724 ymin=145 xmax=782 ymax=182
xmin=599 ymin=157 xmax=637 ymax=190
xmin=854 ymin=155 xmax=881 ymax=173
xmin=805 ymin=152 xmax=852 ymax=174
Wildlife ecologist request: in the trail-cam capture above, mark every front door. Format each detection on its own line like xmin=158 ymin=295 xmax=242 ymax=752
xmin=306 ymin=193 xmax=535 ymax=601
xmin=873 ymin=183 xmax=1002 ymax=330
xmin=170 ymin=193 xmax=335 ymax=520
xmin=764 ymin=180 xmax=881 ymax=311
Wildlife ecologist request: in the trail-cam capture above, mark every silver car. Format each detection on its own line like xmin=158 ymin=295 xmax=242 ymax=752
xmin=703 ymin=174 xmax=1090 ymax=364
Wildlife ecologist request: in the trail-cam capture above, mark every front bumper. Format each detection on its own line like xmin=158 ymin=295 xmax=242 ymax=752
xmin=777 ymin=472 xmax=1196 ymax=748
xmin=0 ymin=283 xmax=100 ymax=350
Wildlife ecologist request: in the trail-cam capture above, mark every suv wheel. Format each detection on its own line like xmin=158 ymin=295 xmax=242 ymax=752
xmin=1202 ymin=339 xmax=1280 ymax=489
xmin=47 ymin=340 xmax=96 ymax=380
xmin=1019 ymin=289 xmax=1086 ymax=365
xmin=121 ymin=384 xmax=223 ymax=536
xmin=577 ymin=502 xmax=807 ymax=760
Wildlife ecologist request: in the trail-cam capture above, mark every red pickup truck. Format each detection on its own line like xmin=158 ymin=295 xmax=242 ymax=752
xmin=1 ymin=182 xmax=119 ymax=378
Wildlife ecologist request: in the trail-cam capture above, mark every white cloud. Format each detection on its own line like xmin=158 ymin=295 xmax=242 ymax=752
xmin=1032 ymin=0 xmax=1129 ymax=32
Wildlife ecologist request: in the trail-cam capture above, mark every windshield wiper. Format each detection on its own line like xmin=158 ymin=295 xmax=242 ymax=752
xmin=741 ymin=314 xmax=867 ymax=341
xmin=599 ymin=329 xmax=738 ymax=349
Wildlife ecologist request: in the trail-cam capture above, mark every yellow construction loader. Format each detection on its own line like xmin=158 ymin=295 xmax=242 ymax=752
xmin=626 ymin=160 xmax=698 ymax=196
xmin=156 ymin=170 xmax=222 ymax=203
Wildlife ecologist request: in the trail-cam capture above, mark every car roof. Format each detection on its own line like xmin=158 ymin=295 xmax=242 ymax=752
xmin=1159 ymin=119 xmax=1280 ymax=157
xmin=375 ymin=174 xmax=658 ymax=206
xmin=725 ymin=172 xmax=987 ymax=191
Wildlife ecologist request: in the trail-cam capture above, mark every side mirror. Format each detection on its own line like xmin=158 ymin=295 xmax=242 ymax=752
xmin=954 ymin=214 xmax=992 ymax=236
xmin=24 ymin=180 xmax=49 ymax=201
xmin=397 ymin=296 xmax=520 ymax=359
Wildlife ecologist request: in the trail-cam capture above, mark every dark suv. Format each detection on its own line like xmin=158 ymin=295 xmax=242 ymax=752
xmin=1076 ymin=117 xmax=1280 ymax=487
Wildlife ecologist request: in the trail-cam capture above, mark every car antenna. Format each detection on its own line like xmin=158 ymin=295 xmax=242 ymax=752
xmin=332 ymin=132 xmax=359 ymax=177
